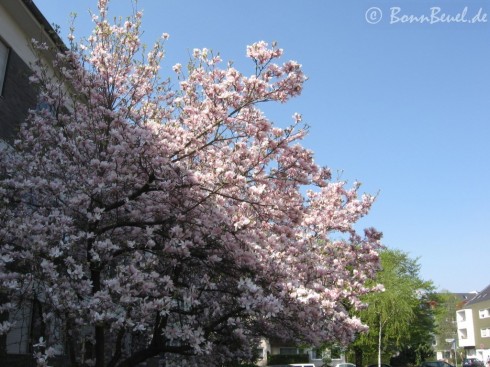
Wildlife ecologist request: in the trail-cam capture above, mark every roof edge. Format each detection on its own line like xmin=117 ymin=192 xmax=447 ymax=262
xmin=22 ymin=0 xmax=67 ymax=52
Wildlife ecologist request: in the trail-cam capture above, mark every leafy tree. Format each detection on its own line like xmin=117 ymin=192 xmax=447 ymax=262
xmin=432 ymin=292 xmax=464 ymax=366
xmin=391 ymin=291 xmax=438 ymax=366
xmin=350 ymin=249 xmax=435 ymax=367
xmin=435 ymin=292 xmax=459 ymax=341
xmin=0 ymin=1 xmax=382 ymax=366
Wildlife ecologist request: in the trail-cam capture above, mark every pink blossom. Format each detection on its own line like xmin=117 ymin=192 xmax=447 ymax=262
xmin=0 ymin=1 xmax=382 ymax=366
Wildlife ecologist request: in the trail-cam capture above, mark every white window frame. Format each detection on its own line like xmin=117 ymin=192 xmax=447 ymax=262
xmin=0 ymin=38 xmax=9 ymax=95
xmin=479 ymin=308 xmax=490 ymax=319
xmin=310 ymin=348 xmax=323 ymax=360
xmin=459 ymin=328 xmax=468 ymax=339
xmin=481 ymin=327 xmax=490 ymax=338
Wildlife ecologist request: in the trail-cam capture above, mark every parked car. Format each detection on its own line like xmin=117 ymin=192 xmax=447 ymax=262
xmin=420 ymin=361 xmax=454 ymax=367
xmin=368 ymin=364 xmax=392 ymax=367
xmin=288 ymin=364 xmax=316 ymax=367
xmin=464 ymin=359 xmax=484 ymax=367
xmin=337 ymin=363 xmax=356 ymax=367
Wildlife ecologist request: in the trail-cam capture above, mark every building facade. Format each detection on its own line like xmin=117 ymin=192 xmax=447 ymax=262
xmin=0 ymin=0 xmax=64 ymax=363
xmin=0 ymin=0 xmax=62 ymax=143
xmin=433 ymin=292 xmax=476 ymax=363
xmin=255 ymin=338 xmax=346 ymax=367
xmin=456 ymin=284 xmax=490 ymax=364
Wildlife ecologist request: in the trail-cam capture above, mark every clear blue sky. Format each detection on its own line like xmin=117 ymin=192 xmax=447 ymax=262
xmin=33 ymin=0 xmax=490 ymax=293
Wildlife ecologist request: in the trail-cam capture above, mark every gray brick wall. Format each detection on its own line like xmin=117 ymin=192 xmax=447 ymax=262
xmin=0 ymin=48 xmax=38 ymax=143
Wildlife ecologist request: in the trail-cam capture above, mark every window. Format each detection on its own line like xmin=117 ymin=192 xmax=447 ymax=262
xmin=479 ymin=308 xmax=490 ymax=319
xmin=311 ymin=348 xmax=323 ymax=360
xmin=481 ymin=328 xmax=490 ymax=338
xmin=280 ymin=347 xmax=299 ymax=355
xmin=254 ymin=348 xmax=264 ymax=360
xmin=0 ymin=39 xmax=9 ymax=95
xmin=330 ymin=345 xmax=342 ymax=359
xmin=457 ymin=310 xmax=466 ymax=322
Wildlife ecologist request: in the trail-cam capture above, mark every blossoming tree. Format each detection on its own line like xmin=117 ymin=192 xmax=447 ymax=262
xmin=0 ymin=1 xmax=382 ymax=366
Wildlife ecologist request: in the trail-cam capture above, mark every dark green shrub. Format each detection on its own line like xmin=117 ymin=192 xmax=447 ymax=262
xmin=268 ymin=353 xmax=309 ymax=365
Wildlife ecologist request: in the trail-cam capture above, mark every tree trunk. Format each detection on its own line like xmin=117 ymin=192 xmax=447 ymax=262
xmin=92 ymin=268 xmax=105 ymax=367
xmin=95 ymin=325 xmax=105 ymax=367
xmin=116 ymin=347 xmax=160 ymax=367
xmin=354 ymin=346 xmax=363 ymax=367
xmin=378 ymin=318 xmax=383 ymax=367
xmin=66 ymin=319 xmax=79 ymax=367
xmin=0 ymin=293 xmax=7 ymax=356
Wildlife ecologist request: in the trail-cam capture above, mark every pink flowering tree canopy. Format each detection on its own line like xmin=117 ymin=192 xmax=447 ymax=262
xmin=0 ymin=1 xmax=382 ymax=366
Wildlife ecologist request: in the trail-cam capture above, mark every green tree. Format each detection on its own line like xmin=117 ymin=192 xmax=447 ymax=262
xmin=392 ymin=291 xmax=439 ymax=366
xmin=432 ymin=292 xmax=463 ymax=366
xmin=350 ymin=249 xmax=435 ymax=367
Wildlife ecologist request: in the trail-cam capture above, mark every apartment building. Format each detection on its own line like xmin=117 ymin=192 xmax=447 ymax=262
xmin=456 ymin=284 xmax=490 ymax=363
